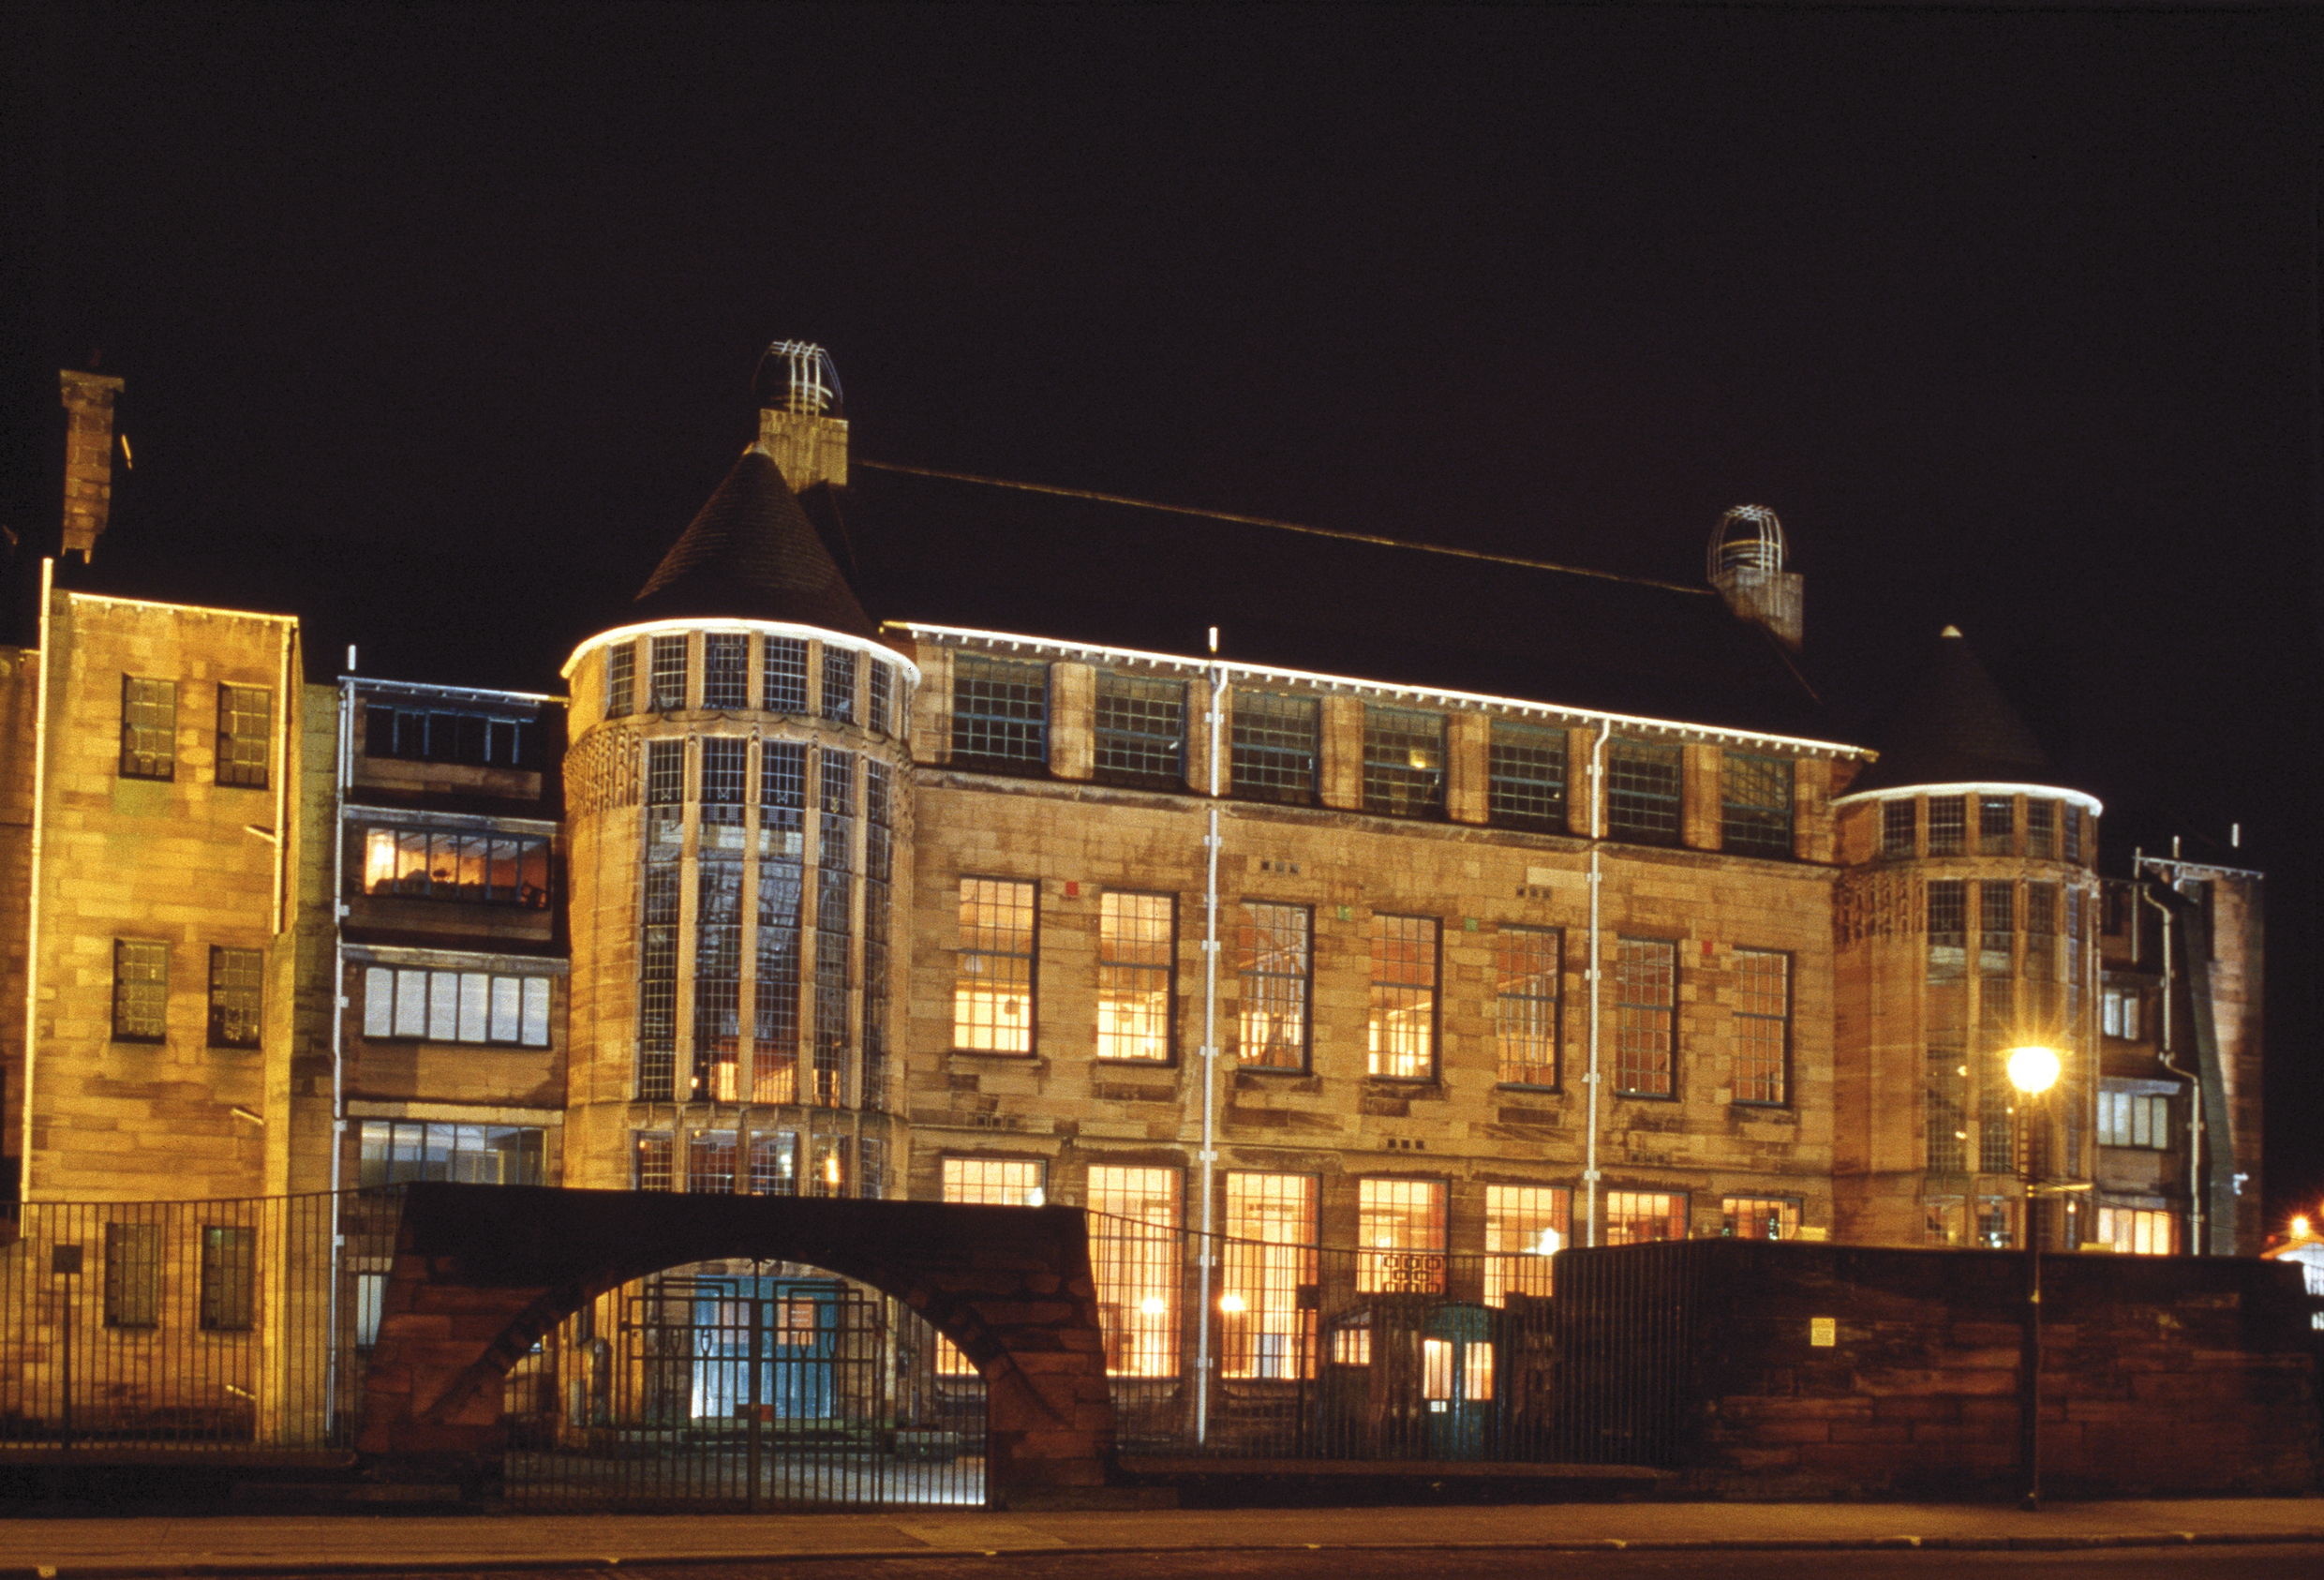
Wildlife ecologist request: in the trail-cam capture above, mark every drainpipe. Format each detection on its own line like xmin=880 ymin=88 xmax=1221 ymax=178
xmin=1195 ymin=629 xmax=1223 ymax=1444
xmin=2138 ymin=870 xmax=2204 ymax=1256
xmin=1584 ymin=721 xmax=1611 ymax=1247
xmin=326 ymin=668 xmax=354 ymax=1429
xmin=21 ymin=560 xmax=55 ymax=1201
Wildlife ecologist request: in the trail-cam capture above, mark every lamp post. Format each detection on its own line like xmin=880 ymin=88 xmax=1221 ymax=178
xmin=2004 ymin=1044 xmax=2062 ymax=1513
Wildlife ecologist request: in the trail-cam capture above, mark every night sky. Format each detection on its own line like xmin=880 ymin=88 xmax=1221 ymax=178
xmin=5 ymin=5 xmax=2318 ymax=1224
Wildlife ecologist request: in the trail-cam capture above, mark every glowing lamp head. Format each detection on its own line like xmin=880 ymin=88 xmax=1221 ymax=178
xmin=1138 ymin=1295 xmax=1168 ymax=1318
xmin=1218 ymin=1291 xmax=1247 ymax=1315
xmin=2004 ymin=1044 xmax=2062 ymax=1096
xmin=2295 ymin=1216 xmax=2313 ymax=1240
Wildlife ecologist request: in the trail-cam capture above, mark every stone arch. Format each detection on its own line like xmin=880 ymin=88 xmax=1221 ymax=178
xmin=357 ymin=1184 xmax=1114 ymax=1504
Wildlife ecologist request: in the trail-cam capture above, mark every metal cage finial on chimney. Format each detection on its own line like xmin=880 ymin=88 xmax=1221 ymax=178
xmin=754 ymin=340 xmax=845 ymax=419
xmin=1708 ymin=503 xmax=1786 ymax=580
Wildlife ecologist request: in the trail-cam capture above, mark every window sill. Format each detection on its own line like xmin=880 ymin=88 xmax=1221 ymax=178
xmin=1613 ymin=1089 xmax=1679 ymax=1102
xmin=949 ymin=1047 xmax=1037 ymax=1059
xmin=1497 ymin=1081 xmax=1563 ymax=1095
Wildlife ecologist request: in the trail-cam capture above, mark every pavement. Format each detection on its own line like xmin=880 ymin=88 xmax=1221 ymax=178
xmin=2 ymin=1499 xmax=2323 ymax=1577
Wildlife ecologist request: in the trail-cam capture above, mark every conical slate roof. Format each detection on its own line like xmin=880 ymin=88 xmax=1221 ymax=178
xmin=632 ymin=446 xmax=877 ymax=637
xmin=1848 ymin=627 xmax=2069 ymax=795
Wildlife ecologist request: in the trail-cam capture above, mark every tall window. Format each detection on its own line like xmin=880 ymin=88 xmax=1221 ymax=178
xmin=749 ymin=1131 xmax=797 ymax=1195
xmin=1731 ymin=949 xmax=1788 ymax=1105
xmin=633 ymin=1131 xmax=674 ymax=1191
xmin=1362 ymin=705 xmax=1445 ymax=818
xmin=812 ymin=752 xmax=856 ymax=1107
xmin=216 ymin=684 xmax=272 ymax=788
xmin=703 ymin=633 xmax=749 ymax=710
xmin=1367 ymin=915 xmax=1438 ymax=1079
xmin=811 ymin=1135 xmax=850 ymax=1198
xmin=1979 ymin=795 xmax=2015 ymax=856
xmin=1721 ymin=1197 xmax=1801 ymax=1240
xmin=689 ymin=1130 xmax=736 ymax=1194
xmin=1484 ymin=1185 xmax=1569 ymax=1305
xmin=1097 ymin=892 xmax=1173 ymax=1062
xmin=951 ymin=654 xmax=1048 ymax=771
xmin=113 ymin=939 xmax=168 ymax=1042
xmin=755 ymin=857 xmax=803 ymax=1103
xmin=700 ymin=737 xmax=746 ymax=853
xmin=1606 ymin=738 xmax=1680 ymax=844
xmin=207 ymin=947 xmax=263 ymax=1049
xmin=867 ymin=659 xmax=893 ymax=735
xmin=1095 ymin=672 xmax=1185 ymax=789
xmin=359 ymin=827 xmax=553 ymax=908
xmin=200 ymin=1226 xmax=256 ymax=1331
xmin=764 ymin=636 xmax=809 ymax=712
xmin=2026 ymin=798 xmax=2056 ymax=858
xmin=605 ymin=643 xmax=635 ymax=718
xmin=1927 ymin=1048 xmax=1968 ymax=1172
xmin=1088 ymin=1166 xmax=1180 ymax=1378
xmin=2063 ymin=805 xmax=2084 ymax=865
xmin=955 ymin=877 xmax=1035 ymax=1052
xmin=1980 ymin=880 xmax=2015 ymax=975
xmin=362 ymin=966 xmax=552 ymax=1046
xmin=1495 ymin=927 xmax=1560 ymax=1087
xmin=1489 ymin=721 xmax=1567 ymax=831
xmin=822 ymin=646 xmax=858 ymax=724
xmin=1229 ymin=691 xmax=1318 ymax=804
xmin=1602 ymin=1190 xmax=1687 ymax=1245
xmin=2096 ymin=1206 xmax=2174 ymax=1256
xmin=120 ymin=676 xmax=177 ymax=780
xmin=638 ymin=742 xmax=683 ymax=1099
xmin=358 ymin=1122 xmax=546 ymax=1185
xmin=694 ymin=865 xmax=742 ymax=1101
xmin=1222 ymin=1172 xmax=1317 ymax=1379
xmin=1613 ymin=938 xmax=1676 ymax=1096
xmin=1239 ymin=902 xmax=1310 ymax=1070
xmin=1357 ymin=1178 xmax=1446 ymax=1294
xmin=104 ymin=1222 xmax=162 ymax=1329
xmin=1720 ymin=752 xmax=1792 ymax=857
xmin=1926 ymin=795 xmax=1967 ymax=857
xmin=1881 ymin=799 xmax=1916 ymax=858
xmin=648 ymin=633 xmax=689 ymax=711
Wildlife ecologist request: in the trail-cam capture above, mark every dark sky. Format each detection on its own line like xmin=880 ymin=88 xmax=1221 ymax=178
xmin=5 ymin=3 xmax=2319 ymax=1223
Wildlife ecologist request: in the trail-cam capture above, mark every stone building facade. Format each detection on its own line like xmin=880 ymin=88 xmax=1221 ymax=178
xmin=0 ymin=351 xmax=2265 ymax=1351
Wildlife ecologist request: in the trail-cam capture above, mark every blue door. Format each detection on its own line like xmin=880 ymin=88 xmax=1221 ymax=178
xmin=687 ymin=1277 xmax=839 ymax=1422
xmin=1423 ymin=1303 xmax=1494 ymax=1460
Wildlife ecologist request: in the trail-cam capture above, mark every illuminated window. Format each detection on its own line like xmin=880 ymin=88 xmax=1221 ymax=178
xmin=1362 ymin=705 xmax=1445 ymax=818
xmin=1238 ymin=902 xmax=1311 ymax=1070
xmin=1924 ymin=1199 xmax=1967 ymax=1246
xmin=605 ymin=643 xmax=634 ymax=718
xmin=1980 ymin=795 xmax=2015 ymax=856
xmin=1097 ymin=892 xmax=1173 ymax=1062
xmin=1613 ymin=937 xmax=1676 ymax=1096
xmin=1368 ymin=915 xmax=1438 ymax=1080
xmin=362 ymin=967 xmax=552 ymax=1047
xmin=1358 ymin=1178 xmax=1446 ymax=1294
xmin=1484 ymin=1185 xmax=1569 ymax=1305
xmin=952 ymin=654 xmax=1048 ymax=771
xmin=207 ymin=947 xmax=263 ymax=1049
xmin=748 ymin=1130 xmax=797 ymax=1195
xmin=1229 ymin=691 xmax=1318 ymax=805
xmin=764 ymin=636 xmax=808 ymax=712
xmin=1605 ymin=738 xmax=1680 ymax=844
xmin=1603 ymin=1190 xmax=1687 ymax=1246
xmin=1926 ymin=795 xmax=1966 ymax=857
xmin=1222 ymin=1172 xmax=1317 ymax=1379
xmin=810 ymin=1135 xmax=849 ymax=1198
xmin=357 ymin=1122 xmax=545 ymax=1186
xmin=1881 ymin=799 xmax=1916 ymax=858
xmin=1927 ymin=1048 xmax=1968 ymax=1172
xmin=693 ymin=864 xmax=742 ymax=1100
xmin=648 ymin=634 xmax=689 ymax=711
xmin=1976 ymin=1198 xmax=2016 ymax=1249
xmin=1089 ymin=1166 xmax=1180 ymax=1378
xmin=955 ymin=878 xmax=1035 ymax=1053
xmin=1721 ymin=752 xmax=1792 ymax=857
xmin=703 ymin=633 xmax=748 ymax=710
xmin=112 ymin=939 xmax=168 ymax=1042
xmin=638 ymin=861 xmax=678 ymax=1099
xmin=1488 ymin=720 xmax=1566 ymax=832
xmin=943 ymin=1156 xmax=1047 ymax=1207
xmin=215 ymin=684 xmax=272 ymax=788
xmin=199 ymin=1226 xmax=255 ymax=1332
xmin=1732 ymin=949 xmax=1788 ymax=1105
xmin=2098 ymin=1090 xmax=2171 ymax=1149
xmin=1495 ymin=927 xmax=1560 ymax=1087
xmin=633 ymin=1131 xmax=673 ymax=1191
xmin=2026 ymin=798 xmax=2056 ymax=858
xmin=1095 ymin=672 xmax=1185 ymax=789
xmin=359 ymin=826 xmax=552 ymax=908
xmin=2102 ymin=988 xmax=2142 ymax=1040
xmin=1721 ymin=1196 xmax=1800 ymax=1240
xmin=822 ymin=646 xmax=857 ymax=724
xmin=120 ymin=676 xmax=177 ymax=780
xmin=103 ymin=1223 xmax=161 ymax=1329
xmin=755 ymin=861 xmax=802 ymax=1103
xmin=2096 ymin=1206 xmax=2175 ymax=1256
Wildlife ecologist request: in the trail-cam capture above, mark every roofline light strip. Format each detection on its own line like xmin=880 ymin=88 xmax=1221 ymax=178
xmin=892 ymin=622 xmax=1870 ymax=759
xmin=1831 ymin=781 xmax=2104 ymax=816
xmin=561 ymin=619 xmax=922 ymax=687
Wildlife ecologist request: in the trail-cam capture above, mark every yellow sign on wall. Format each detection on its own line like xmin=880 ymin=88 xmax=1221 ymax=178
xmin=1810 ymin=1317 xmax=1837 ymax=1348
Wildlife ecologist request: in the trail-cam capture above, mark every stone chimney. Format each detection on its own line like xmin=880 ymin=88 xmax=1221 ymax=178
xmin=60 ymin=368 xmax=126 ymax=561
xmin=752 ymin=340 xmax=848 ymax=491
xmin=1707 ymin=504 xmax=1804 ymax=650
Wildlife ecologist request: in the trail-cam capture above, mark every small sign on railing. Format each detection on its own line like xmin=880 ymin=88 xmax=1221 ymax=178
xmin=1810 ymin=1317 xmax=1837 ymax=1347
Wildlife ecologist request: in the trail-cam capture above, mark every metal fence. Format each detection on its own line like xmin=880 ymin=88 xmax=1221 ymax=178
xmin=0 ymin=1189 xmax=399 ymax=1455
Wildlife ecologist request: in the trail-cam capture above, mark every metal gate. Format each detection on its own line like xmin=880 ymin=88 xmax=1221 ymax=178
xmin=505 ymin=1262 xmax=986 ymax=1509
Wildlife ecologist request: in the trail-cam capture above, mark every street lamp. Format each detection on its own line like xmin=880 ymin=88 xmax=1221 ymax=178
xmin=2004 ymin=1044 xmax=2062 ymax=1513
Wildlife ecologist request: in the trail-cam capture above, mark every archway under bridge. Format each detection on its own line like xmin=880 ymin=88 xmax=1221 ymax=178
xmin=356 ymin=1183 xmax=1115 ymax=1507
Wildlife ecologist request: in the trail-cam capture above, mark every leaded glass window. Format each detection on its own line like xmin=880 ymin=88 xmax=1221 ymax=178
xmin=1229 ymin=691 xmax=1318 ymax=804
xmin=952 ymin=654 xmax=1048 ymax=771
xmin=648 ymin=634 xmax=689 ymax=711
xmin=1362 ymin=705 xmax=1445 ymax=818
xmin=1720 ymin=752 xmax=1792 ymax=857
xmin=1239 ymin=902 xmax=1310 ymax=1070
xmin=764 ymin=636 xmax=809 ymax=713
xmin=1488 ymin=721 xmax=1566 ymax=831
xmin=1606 ymin=738 xmax=1680 ymax=844
xmin=1495 ymin=927 xmax=1559 ymax=1087
xmin=1367 ymin=915 xmax=1438 ymax=1080
xmin=703 ymin=633 xmax=748 ymax=710
xmin=1613 ymin=937 xmax=1676 ymax=1096
xmin=1095 ymin=672 xmax=1185 ymax=789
